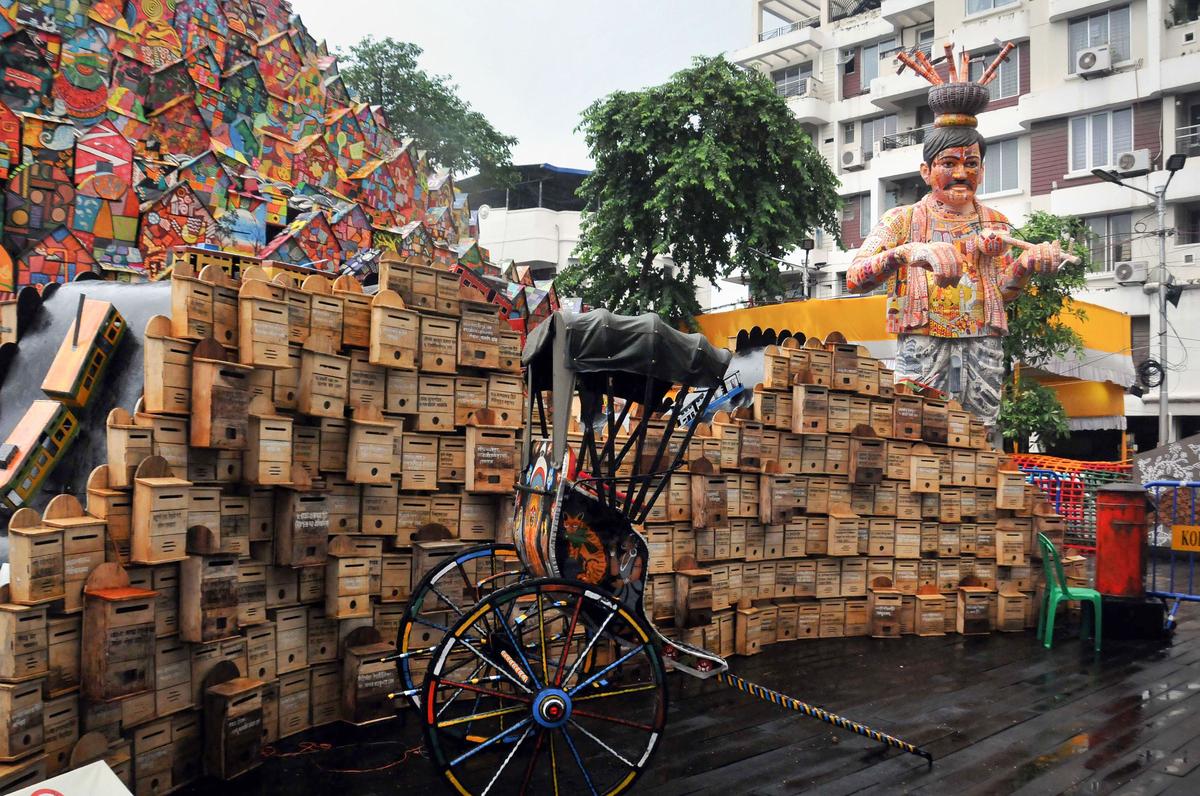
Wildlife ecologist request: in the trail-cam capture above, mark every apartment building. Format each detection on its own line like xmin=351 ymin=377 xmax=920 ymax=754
xmin=729 ymin=0 xmax=1200 ymax=447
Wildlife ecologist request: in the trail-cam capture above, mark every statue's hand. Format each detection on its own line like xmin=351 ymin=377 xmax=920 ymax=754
xmin=909 ymin=242 xmax=964 ymax=287
xmin=1018 ymin=241 xmax=1062 ymax=275
xmin=976 ymin=232 xmax=1006 ymax=257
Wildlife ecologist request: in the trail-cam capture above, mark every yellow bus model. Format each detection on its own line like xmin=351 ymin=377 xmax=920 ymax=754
xmin=0 ymin=400 xmax=79 ymax=509
xmin=40 ymin=297 xmax=126 ymax=409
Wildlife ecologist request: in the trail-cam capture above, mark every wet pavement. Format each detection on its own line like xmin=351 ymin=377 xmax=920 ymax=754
xmin=177 ymin=603 xmax=1200 ymax=795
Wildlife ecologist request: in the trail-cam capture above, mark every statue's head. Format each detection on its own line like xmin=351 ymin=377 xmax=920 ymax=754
xmin=894 ymin=42 xmax=1015 ymax=212
xmin=920 ymin=129 xmax=987 ymax=210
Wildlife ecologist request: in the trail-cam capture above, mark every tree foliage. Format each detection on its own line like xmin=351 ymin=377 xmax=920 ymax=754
xmin=999 ymin=375 xmax=1072 ymax=448
xmin=338 ymin=36 xmax=518 ymax=185
xmin=557 ymin=55 xmax=842 ymax=326
xmin=1000 ymin=211 xmax=1092 ymax=447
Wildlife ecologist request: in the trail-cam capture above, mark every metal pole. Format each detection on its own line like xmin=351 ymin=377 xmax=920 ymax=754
xmin=1158 ymin=188 xmax=1170 ymax=447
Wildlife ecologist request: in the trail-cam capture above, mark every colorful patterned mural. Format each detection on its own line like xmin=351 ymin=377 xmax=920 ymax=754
xmin=0 ymin=0 xmax=476 ymax=298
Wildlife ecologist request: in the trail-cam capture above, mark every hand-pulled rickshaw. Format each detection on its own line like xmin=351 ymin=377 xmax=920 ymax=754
xmin=394 ymin=310 xmax=931 ymax=795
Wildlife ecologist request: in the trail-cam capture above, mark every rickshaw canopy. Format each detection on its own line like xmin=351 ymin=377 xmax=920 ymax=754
xmin=522 ymin=309 xmax=732 ymax=465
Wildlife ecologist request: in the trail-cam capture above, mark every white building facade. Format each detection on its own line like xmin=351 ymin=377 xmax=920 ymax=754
xmin=728 ymin=0 xmax=1200 ymax=447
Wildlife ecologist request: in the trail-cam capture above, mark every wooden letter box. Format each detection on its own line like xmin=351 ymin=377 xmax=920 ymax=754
xmin=7 ymin=509 xmax=64 ymax=605
xmin=333 ymin=274 xmax=372 ymax=349
xmin=42 ymin=495 xmax=105 ymax=613
xmin=237 ymin=279 xmax=289 ymax=369
xmin=419 ymin=316 xmax=459 ymax=374
xmin=346 ymin=410 xmax=396 ymax=485
xmin=82 ymin=564 xmax=157 ymax=701
xmin=299 ymin=345 xmax=350 ymax=419
xmin=191 ymin=338 xmax=252 ymax=449
xmin=369 ymin=290 xmax=419 ymax=370
xmin=181 ymin=531 xmax=239 ymax=643
xmin=273 ymin=490 xmax=329 ymax=568
xmin=204 ymin=678 xmax=263 ymax=780
xmin=791 ymin=386 xmax=828 ymax=433
xmin=106 ymin=407 xmax=153 ymax=489
xmin=458 ymin=301 xmax=501 ymax=369
xmin=417 ymin=375 xmax=456 ymax=432
xmin=132 ymin=457 xmax=191 ymax=564
xmin=245 ymin=411 xmax=293 ymax=486
xmin=465 ymin=423 xmax=517 ymax=494
xmin=341 ymin=642 xmax=398 ymax=725
xmin=143 ymin=316 xmax=194 ymax=415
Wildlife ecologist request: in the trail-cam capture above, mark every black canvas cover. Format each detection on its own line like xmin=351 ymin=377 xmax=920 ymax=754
xmin=523 ymin=309 xmax=731 ymax=401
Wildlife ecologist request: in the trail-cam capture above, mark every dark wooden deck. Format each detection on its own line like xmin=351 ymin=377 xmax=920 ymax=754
xmin=181 ymin=606 xmax=1200 ymax=795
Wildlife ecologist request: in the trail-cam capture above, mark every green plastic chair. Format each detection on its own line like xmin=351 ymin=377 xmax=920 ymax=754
xmin=1036 ymin=532 xmax=1102 ymax=651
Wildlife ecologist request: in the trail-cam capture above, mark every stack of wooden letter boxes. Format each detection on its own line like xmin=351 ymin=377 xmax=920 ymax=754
xmin=636 ymin=336 xmax=1064 ymax=659
xmin=0 ymin=252 xmax=522 ymax=789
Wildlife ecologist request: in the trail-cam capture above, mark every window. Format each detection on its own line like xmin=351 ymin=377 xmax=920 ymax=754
xmin=1069 ymin=107 xmax=1133 ymax=171
xmin=837 ymin=272 xmax=849 ymax=295
xmin=966 ymin=0 xmax=1017 ymax=13
xmin=772 ymin=62 xmax=813 ymax=97
xmin=861 ymin=38 xmax=895 ymax=85
xmin=1068 ymin=6 xmax=1131 ymax=73
xmin=982 ymin=138 xmax=1019 ymax=194
xmin=969 ymin=50 xmax=1019 ymax=100
xmin=843 ymin=123 xmax=856 ymax=145
xmin=860 ymin=114 xmax=897 ymax=159
xmin=1083 ymin=212 xmax=1132 ymax=272
xmin=1179 ymin=202 xmax=1200 ymax=245
xmin=858 ymin=195 xmax=872 ymax=238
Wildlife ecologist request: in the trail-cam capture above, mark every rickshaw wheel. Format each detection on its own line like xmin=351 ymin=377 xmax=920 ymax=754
xmin=421 ymin=578 xmax=669 ymax=796
xmin=398 ymin=543 xmax=527 ymax=708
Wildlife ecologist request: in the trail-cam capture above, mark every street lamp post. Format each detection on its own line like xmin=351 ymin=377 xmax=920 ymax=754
xmin=1092 ymin=153 xmax=1188 ymax=447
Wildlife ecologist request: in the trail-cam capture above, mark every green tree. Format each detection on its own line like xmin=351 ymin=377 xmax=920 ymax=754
xmin=338 ymin=37 xmax=518 ymax=184
xmin=557 ymin=55 xmax=841 ymax=326
xmin=1000 ymin=210 xmax=1091 ymax=449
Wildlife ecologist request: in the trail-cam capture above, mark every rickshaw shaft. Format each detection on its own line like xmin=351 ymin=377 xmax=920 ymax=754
xmin=716 ymin=672 xmax=934 ymax=765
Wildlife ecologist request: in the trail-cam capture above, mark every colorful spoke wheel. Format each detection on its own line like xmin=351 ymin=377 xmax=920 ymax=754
xmin=422 ymin=579 xmax=668 ymax=796
xmin=398 ymin=543 xmax=528 ymax=707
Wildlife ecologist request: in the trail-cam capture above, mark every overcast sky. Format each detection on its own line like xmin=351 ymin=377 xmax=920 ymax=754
xmin=290 ymin=0 xmax=748 ymax=171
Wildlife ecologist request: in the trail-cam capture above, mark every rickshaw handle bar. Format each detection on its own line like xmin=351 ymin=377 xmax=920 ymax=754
xmin=715 ymin=672 xmax=934 ymax=766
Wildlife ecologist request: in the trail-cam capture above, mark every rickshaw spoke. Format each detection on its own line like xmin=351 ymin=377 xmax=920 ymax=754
xmin=437 ymin=660 xmax=487 ymax=719
xmin=560 ymin=724 xmax=599 ymax=796
xmin=573 ymin=682 xmax=660 ymax=703
xmin=563 ymin=609 xmax=617 ymax=687
xmin=570 ymin=719 xmax=636 ymax=768
xmin=437 ymin=678 xmax=533 ymax=704
xmin=572 ymin=707 xmax=655 ymax=733
xmin=569 ymin=644 xmax=647 ymax=696
xmin=481 ymin=725 xmax=532 ymax=796
xmin=554 ymin=597 xmax=584 ymax=687
xmin=519 ymin=729 xmax=547 ymax=795
xmin=549 ymin=724 xmax=561 ymax=796
xmin=437 ymin=702 xmax=529 ymax=729
xmin=454 ymin=639 xmax=535 ymax=694
xmin=449 ymin=716 xmax=533 ymax=767
xmin=537 ymin=592 xmax=550 ymax=684
xmin=428 ymin=583 xmax=467 ymax=616
xmin=491 ymin=605 xmax=543 ymax=689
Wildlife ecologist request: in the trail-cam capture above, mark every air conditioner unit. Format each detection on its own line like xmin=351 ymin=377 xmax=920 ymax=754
xmin=1115 ymin=149 xmax=1151 ymax=177
xmin=1114 ymin=260 xmax=1149 ymax=285
xmin=1077 ymin=45 xmax=1111 ymax=77
xmin=841 ymin=148 xmax=865 ymax=171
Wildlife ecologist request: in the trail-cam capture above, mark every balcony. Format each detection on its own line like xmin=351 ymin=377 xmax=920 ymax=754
xmin=830 ymin=0 xmax=881 ymax=23
xmin=760 ymin=16 xmax=820 ymax=41
xmin=735 ymin=21 xmax=830 ymax=70
xmin=881 ymin=0 xmax=934 ymax=27
xmin=950 ymin=5 xmax=1029 ymax=51
xmin=868 ymin=48 xmax=931 ymax=110
xmin=777 ymin=76 xmax=831 ymax=124
xmin=880 ymin=124 xmax=931 ymax=151
xmin=871 ymin=134 xmax=925 ymax=179
xmin=1178 ymin=124 xmax=1200 ymax=158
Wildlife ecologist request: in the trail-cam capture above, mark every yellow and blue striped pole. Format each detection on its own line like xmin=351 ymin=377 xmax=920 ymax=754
xmin=716 ymin=672 xmax=933 ymax=766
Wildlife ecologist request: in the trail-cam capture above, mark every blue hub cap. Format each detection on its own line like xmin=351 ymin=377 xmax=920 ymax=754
xmin=532 ymin=688 xmax=572 ymax=729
